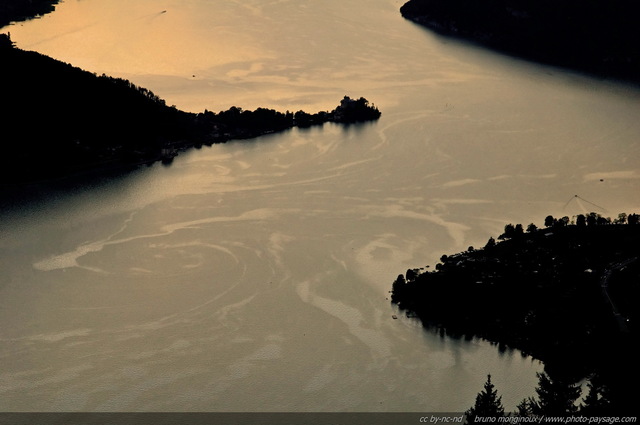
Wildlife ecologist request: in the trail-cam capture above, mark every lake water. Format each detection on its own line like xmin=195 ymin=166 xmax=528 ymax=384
xmin=2 ymin=0 xmax=640 ymax=412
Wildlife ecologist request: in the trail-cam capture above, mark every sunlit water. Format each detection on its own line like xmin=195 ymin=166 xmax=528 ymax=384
xmin=2 ymin=0 xmax=640 ymax=412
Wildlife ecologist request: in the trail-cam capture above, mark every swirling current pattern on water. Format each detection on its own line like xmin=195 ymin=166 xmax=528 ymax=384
xmin=2 ymin=0 xmax=640 ymax=412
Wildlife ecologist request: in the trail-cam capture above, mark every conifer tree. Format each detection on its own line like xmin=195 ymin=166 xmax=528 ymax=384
xmin=517 ymin=372 xmax=581 ymax=416
xmin=465 ymin=375 xmax=505 ymax=423
xmin=579 ymin=377 xmax=611 ymax=415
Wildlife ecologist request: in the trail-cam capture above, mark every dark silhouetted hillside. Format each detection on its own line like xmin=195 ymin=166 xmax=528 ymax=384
xmin=0 ymin=0 xmax=60 ymax=28
xmin=391 ymin=213 xmax=640 ymax=412
xmin=400 ymin=0 xmax=640 ymax=82
xmin=1 ymin=5 xmax=380 ymax=183
xmin=1 ymin=34 xmax=380 ymax=183
xmin=1 ymin=34 xmax=200 ymax=181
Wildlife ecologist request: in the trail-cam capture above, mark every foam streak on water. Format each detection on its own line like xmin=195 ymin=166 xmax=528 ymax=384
xmin=2 ymin=0 xmax=640 ymax=412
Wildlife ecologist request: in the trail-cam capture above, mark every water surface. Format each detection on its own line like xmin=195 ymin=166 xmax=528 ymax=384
xmin=2 ymin=0 xmax=640 ymax=412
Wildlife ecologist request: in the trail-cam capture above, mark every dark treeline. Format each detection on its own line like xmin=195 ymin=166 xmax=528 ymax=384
xmin=466 ymin=371 xmax=611 ymax=419
xmin=0 ymin=0 xmax=60 ymax=28
xmin=392 ymin=213 xmax=639 ymax=413
xmin=1 ymin=34 xmax=380 ymax=183
xmin=400 ymin=0 xmax=640 ymax=83
xmin=2 ymin=33 xmax=197 ymax=181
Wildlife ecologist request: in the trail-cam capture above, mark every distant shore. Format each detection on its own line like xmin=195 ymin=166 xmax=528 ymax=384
xmin=0 ymin=0 xmax=60 ymax=28
xmin=400 ymin=0 xmax=640 ymax=84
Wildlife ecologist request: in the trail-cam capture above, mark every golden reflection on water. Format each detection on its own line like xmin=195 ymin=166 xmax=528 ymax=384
xmin=9 ymin=0 xmax=271 ymax=82
xmin=6 ymin=0 xmax=438 ymax=112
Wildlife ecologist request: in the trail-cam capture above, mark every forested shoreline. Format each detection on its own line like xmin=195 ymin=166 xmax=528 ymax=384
xmin=392 ymin=213 xmax=639 ymax=413
xmin=400 ymin=0 xmax=640 ymax=83
xmin=395 ymin=0 xmax=640 ymax=415
xmin=0 ymin=0 xmax=60 ymax=28
xmin=1 ymin=34 xmax=379 ymax=183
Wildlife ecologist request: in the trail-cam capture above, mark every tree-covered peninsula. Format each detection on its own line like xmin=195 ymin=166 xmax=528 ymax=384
xmin=392 ymin=213 xmax=639 ymax=413
xmin=1 ymin=34 xmax=380 ymax=183
xmin=400 ymin=0 xmax=640 ymax=83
